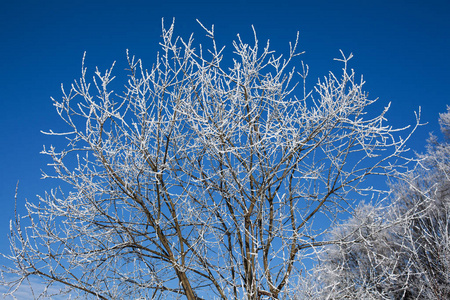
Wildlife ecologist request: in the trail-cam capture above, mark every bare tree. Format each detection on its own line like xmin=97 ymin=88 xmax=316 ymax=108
xmin=315 ymin=107 xmax=450 ymax=300
xmin=2 ymin=21 xmax=419 ymax=299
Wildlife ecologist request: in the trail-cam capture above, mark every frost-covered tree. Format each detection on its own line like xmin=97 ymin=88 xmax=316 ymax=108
xmin=315 ymin=107 xmax=450 ymax=300
xmin=2 ymin=21 xmax=419 ymax=299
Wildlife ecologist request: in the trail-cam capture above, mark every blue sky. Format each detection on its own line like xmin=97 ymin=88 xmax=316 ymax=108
xmin=1 ymin=0 xmax=449 ymax=287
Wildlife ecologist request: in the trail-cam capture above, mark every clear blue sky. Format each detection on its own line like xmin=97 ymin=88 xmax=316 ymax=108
xmin=1 ymin=0 xmax=449 ymax=269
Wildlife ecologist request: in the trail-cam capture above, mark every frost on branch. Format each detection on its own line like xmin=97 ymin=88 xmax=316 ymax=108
xmin=2 ymin=21 xmax=419 ymax=300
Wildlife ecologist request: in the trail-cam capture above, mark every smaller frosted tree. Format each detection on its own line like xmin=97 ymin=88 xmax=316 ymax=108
xmin=315 ymin=107 xmax=450 ymax=300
